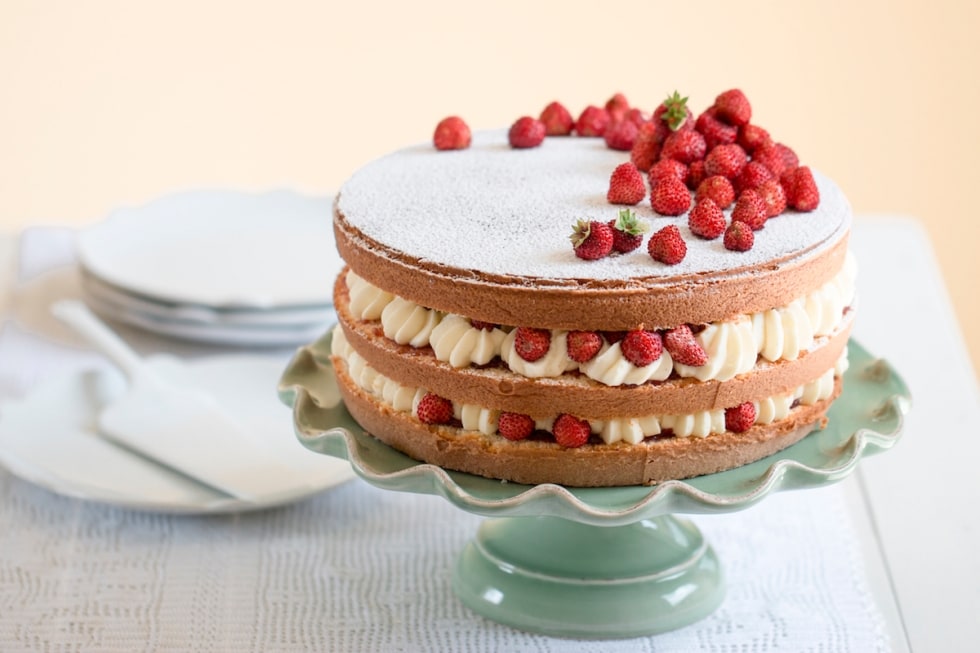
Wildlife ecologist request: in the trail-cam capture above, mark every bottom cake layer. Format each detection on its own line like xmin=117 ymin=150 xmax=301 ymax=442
xmin=332 ymin=358 xmax=842 ymax=487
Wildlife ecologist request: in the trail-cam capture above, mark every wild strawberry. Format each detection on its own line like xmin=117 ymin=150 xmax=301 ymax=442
xmin=602 ymin=331 xmax=626 ymax=344
xmin=624 ymin=107 xmax=649 ymax=127
xmin=775 ymin=143 xmax=800 ymax=170
xmin=664 ymin=325 xmax=708 ymax=366
xmin=695 ymin=108 xmax=738 ymax=150
xmin=733 ymin=160 xmax=774 ymax=195
xmin=725 ymin=401 xmax=757 ymax=433
xmin=737 ymin=124 xmax=772 ymax=155
xmin=433 ymin=116 xmax=471 ymax=151
xmin=695 ymin=175 xmax=736 ymax=209
xmin=757 ymin=179 xmax=787 ymax=217
xmin=732 ymin=189 xmax=768 ymax=230
xmin=570 ymin=219 xmax=614 ymax=260
xmin=714 ymin=89 xmax=752 ymax=127
xmin=566 ymin=330 xmax=603 ymax=363
xmin=704 ymin=143 xmax=748 ymax=180
xmin=648 ymin=159 xmax=688 ymax=188
xmin=607 ymin=163 xmax=646 ymax=205
xmin=651 ymin=176 xmax=692 ymax=216
xmin=552 ymin=414 xmax=591 ymax=448
xmin=608 ymin=208 xmax=650 ymax=253
xmin=539 ymin=101 xmax=574 ymax=136
xmin=513 ymin=326 xmax=551 ymax=362
xmin=686 ymin=160 xmax=706 ymax=190
xmin=688 ymin=198 xmax=726 ymax=240
xmin=574 ymin=105 xmax=610 ymax=137
xmin=604 ymin=92 xmax=631 ymax=122
xmin=660 ymin=129 xmax=706 ymax=165
xmin=509 ymin=116 xmax=546 ymax=149
xmin=648 ymin=224 xmax=687 ymax=264
xmin=652 ymin=91 xmax=693 ymax=141
xmin=724 ymin=220 xmax=755 ymax=252
xmin=630 ymin=123 xmax=661 ymax=172
xmin=498 ymin=412 xmax=536 ymax=441
xmin=604 ymin=119 xmax=639 ymax=151
xmin=469 ymin=319 xmax=497 ymax=330
xmin=621 ymin=329 xmax=664 ymax=367
xmin=755 ymin=142 xmax=800 ymax=178
xmin=781 ymin=166 xmax=820 ymax=211
xmin=417 ymin=393 xmax=453 ymax=425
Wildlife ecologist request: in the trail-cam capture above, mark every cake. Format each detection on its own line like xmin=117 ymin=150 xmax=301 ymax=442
xmin=327 ymin=93 xmax=856 ymax=487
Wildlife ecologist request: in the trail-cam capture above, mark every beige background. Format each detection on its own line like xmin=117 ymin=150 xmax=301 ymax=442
xmin=1 ymin=1 xmax=977 ymax=372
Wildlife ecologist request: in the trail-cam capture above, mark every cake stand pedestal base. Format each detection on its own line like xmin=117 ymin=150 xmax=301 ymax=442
xmin=452 ymin=515 xmax=724 ymax=639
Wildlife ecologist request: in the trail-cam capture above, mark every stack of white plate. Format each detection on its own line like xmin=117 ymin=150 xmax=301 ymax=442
xmin=76 ymin=189 xmax=343 ymax=347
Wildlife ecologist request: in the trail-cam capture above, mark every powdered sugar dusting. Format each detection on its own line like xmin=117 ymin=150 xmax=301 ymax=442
xmin=337 ymin=130 xmax=850 ymax=281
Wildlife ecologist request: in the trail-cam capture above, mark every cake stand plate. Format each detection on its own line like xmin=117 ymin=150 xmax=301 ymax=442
xmin=279 ymin=336 xmax=908 ymax=638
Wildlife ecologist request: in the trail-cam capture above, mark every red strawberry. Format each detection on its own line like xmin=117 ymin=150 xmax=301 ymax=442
xmin=566 ymin=330 xmax=603 ymax=363
xmin=498 ymin=412 xmax=535 ymax=441
xmin=732 ymin=189 xmax=768 ymax=230
xmin=663 ymin=325 xmax=708 ymax=366
xmin=756 ymin=142 xmax=800 ymax=178
xmin=704 ymin=143 xmax=748 ymax=180
xmin=604 ymin=119 xmax=639 ymax=151
xmin=552 ymin=414 xmax=591 ymax=448
xmin=779 ymin=166 xmax=820 ymax=211
xmin=630 ymin=123 xmax=661 ymax=172
xmin=695 ymin=108 xmax=738 ymax=150
xmin=775 ymin=143 xmax=800 ymax=170
xmin=513 ymin=326 xmax=551 ymax=362
xmin=660 ymin=129 xmax=706 ymax=164
xmin=608 ymin=209 xmax=650 ymax=253
xmin=648 ymin=224 xmax=687 ymax=264
xmin=624 ymin=107 xmax=649 ymax=127
xmin=688 ymin=198 xmax=726 ymax=240
xmin=539 ymin=101 xmax=574 ymax=136
xmin=695 ymin=175 xmax=736 ymax=209
xmin=648 ymin=158 xmax=688 ymax=188
xmin=621 ymin=329 xmax=664 ymax=367
xmin=686 ymin=160 xmax=707 ymax=190
xmin=604 ymin=92 xmax=631 ymax=122
xmin=652 ymin=91 xmax=693 ymax=142
xmin=607 ymin=163 xmax=646 ymax=205
xmin=737 ymin=124 xmax=772 ymax=155
xmin=757 ymin=179 xmax=787 ymax=217
xmin=417 ymin=393 xmax=453 ymax=425
xmin=602 ymin=331 xmax=626 ymax=345
xmin=714 ymin=89 xmax=752 ymax=127
xmin=469 ymin=319 xmax=497 ymax=330
xmin=570 ymin=219 xmax=614 ymax=260
xmin=724 ymin=220 xmax=755 ymax=252
xmin=651 ymin=176 xmax=692 ymax=216
xmin=574 ymin=105 xmax=610 ymax=137
xmin=725 ymin=401 xmax=757 ymax=433
xmin=733 ymin=160 xmax=774 ymax=195
xmin=781 ymin=166 xmax=820 ymax=211
xmin=433 ymin=116 xmax=471 ymax=151
xmin=509 ymin=116 xmax=546 ymax=149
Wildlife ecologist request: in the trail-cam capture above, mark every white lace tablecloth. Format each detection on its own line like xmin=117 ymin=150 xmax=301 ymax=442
xmin=0 ymin=228 xmax=891 ymax=652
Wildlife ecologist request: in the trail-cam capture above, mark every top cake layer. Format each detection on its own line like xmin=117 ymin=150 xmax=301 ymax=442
xmin=335 ymin=130 xmax=852 ymax=330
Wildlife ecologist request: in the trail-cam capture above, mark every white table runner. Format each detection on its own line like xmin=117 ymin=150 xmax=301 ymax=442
xmin=0 ymin=227 xmax=891 ymax=651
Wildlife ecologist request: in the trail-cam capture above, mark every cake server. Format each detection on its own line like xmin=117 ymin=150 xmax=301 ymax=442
xmin=50 ymin=300 xmax=295 ymax=503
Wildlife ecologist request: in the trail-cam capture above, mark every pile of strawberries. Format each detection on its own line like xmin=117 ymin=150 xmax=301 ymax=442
xmin=433 ymin=89 xmax=820 ymax=264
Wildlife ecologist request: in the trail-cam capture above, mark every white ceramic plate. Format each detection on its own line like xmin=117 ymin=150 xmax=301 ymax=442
xmin=80 ymin=271 xmax=335 ymax=327
xmin=84 ymin=287 xmax=333 ymax=348
xmin=0 ymin=354 xmax=355 ymax=513
xmin=77 ymin=190 xmax=343 ymax=309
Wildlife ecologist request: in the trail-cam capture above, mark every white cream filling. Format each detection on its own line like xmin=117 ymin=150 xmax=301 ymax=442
xmin=332 ymin=326 xmax=846 ymax=445
xmin=344 ymin=252 xmax=856 ymax=385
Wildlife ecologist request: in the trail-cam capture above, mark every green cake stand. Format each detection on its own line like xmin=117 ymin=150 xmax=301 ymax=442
xmin=278 ymin=335 xmax=909 ymax=639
